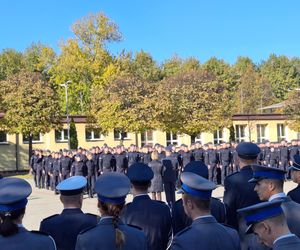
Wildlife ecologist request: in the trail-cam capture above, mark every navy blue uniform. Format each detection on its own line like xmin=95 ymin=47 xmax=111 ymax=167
xmin=170 ymin=216 xmax=240 ymax=250
xmin=35 ymin=155 xmax=44 ymax=189
xmin=86 ymin=159 xmax=96 ymax=197
xmin=99 ymin=153 xmax=115 ymax=173
xmin=223 ymin=166 xmax=262 ymax=250
xmin=52 ymin=158 xmax=61 ymax=190
xmin=272 ymin=235 xmax=300 ymax=250
xmin=43 ymin=156 xmax=52 ymax=189
xmin=180 ymin=151 xmax=193 ymax=169
xmin=0 ymin=227 xmax=56 ymax=250
xmin=208 ymin=149 xmax=218 ymax=183
xmin=171 ymin=197 xmax=226 ymax=235
xmin=162 ymin=156 xmax=178 ymax=206
xmin=114 ymin=153 xmax=128 ymax=173
xmin=288 ymin=185 xmax=300 ymax=204
xmin=40 ymin=208 xmax=98 ymax=250
xmin=60 ymin=156 xmax=72 ymax=180
xmin=140 ymin=152 xmax=152 ymax=164
xmin=121 ymin=195 xmax=172 ymax=250
xmin=71 ymin=161 xmax=87 ymax=176
xmin=219 ymin=148 xmax=231 ymax=185
xmin=75 ymin=217 xmax=147 ymax=250
xmin=127 ymin=152 xmax=140 ymax=167
xmin=192 ymin=148 xmax=204 ymax=162
xmin=279 ymin=146 xmax=289 ymax=171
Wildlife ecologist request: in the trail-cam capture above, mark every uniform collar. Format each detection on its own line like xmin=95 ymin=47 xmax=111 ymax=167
xmin=192 ymin=215 xmax=216 ymax=225
xmin=273 ymin=234 xmax=296 ymax=245
xmin=269 ymin=192 xmax=286 ymax=202
xmin=133 ymin=194 xmax=150 ymax=201
xmin=61 ymin=208 xmax=83 ymax=214
xmin=99 ymin=216 xmax=124 ymax=225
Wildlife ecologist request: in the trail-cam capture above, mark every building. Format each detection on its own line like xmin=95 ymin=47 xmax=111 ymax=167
xmin=0 ymin=114 xmax=299 ymax=172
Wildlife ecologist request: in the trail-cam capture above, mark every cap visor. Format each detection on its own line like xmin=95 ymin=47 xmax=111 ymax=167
xmin=246 ymin=224 xmax=254 ymax=234
xmin=248 ymin=178 xmax=258 ymax=183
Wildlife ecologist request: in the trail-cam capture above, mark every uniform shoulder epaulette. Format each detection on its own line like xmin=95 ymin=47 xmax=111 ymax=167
xmin=78 ymin=225 xmax=97 ymax=235
xmin=175 ymin=225 xmax=192 ymax=237
xmin=41 ymin=214 xmax=59 ymax=222
xmin=31 ymin=230 xmax=50 ymax=236
xmin=127 ymin=224 xmax=143 ymax=231
xmin=220 ymin=223 xmax=235 ymax=230
xmin=211 ymin=197 xmax=221 ymax=202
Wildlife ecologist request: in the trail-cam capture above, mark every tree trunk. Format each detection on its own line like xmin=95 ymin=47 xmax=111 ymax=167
xmin=135 ymin=132 xmax=138 ymax=147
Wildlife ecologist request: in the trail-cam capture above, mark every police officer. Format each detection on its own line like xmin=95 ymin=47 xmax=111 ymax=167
xmin=75 ymin=172 xmax=147 ymax=250
xmin=126 ymin=144 xmax=140 ymax=167
xmin=192 ymin=142 xmax=204 ymax=162
xmin=40 ymin=176 xmax=98 ymax=250
xmin=288 ymin=155 xmax=300 ymax=203
xmin=86 ymin=151 xmax=96 ymax=198
xmin=207 ymin=143 xmax=218 ymax=183
xmin=172 ymin=161 xmax=226 ymax=235
xmin=29 ymin=149 xmax=38 ymax=187
xmin=223 ymin=142 xmax=264 ymax=250
xmin=250 ymin=165 xmax=300 ymax=238
xmin=98 ymin=146 xmax=115 ymax=173
xmin=121 ymin=163 xmax=172 ymax=250
xmin=60 ymin=149 xmax=72 ymax=181
xmin=238 ymin=201 xmax=300 ymax=250
xmin=52 ymin=152 xmax=61 ymax=194
xmin=42 ymin=150 xmax=52 ymax=190
xmin=35 ymin=149 xmax=44 ymax=189
xmin=162 ymin=146 xmax=178 ymax=207
xmin=0 ymin=178 xmax=56 ymax=250
xmin=263 ymin=141 xmax=271 ymax=166
xmin=114 ymin=145 xmax=128 ymax=173
xmin=289 ymin=140 xmax=299 ymax=167
xmin=140 ymin=145 xmax=152 ymax=164
xmin=157 ymin=144 xmax=166 ymax=161
xmin=219 ymin=142 xmax=231 ymax=185
xmin=71 ymin=154 xmax=87 ymax=177
xmin=279 ymin=140 xmax=289 ymax=173
xmin=180 ymin=144 xmax=193 ymax=170
xmin=170 ymin=172 xmax=240 ymax=250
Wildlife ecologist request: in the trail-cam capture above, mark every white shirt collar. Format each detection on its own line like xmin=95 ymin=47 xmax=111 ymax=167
xmin=134 ymin=193 xmax=149 ymax=198
xmin=269 ymin=192 xmax=286 ymax=201
xmin=17 ymin=224 xmax=24 ymax=228
xmin=193 ymin=215 xmax=213 ymax=221
xmin=273 ymin=234 xmax=295 ymax=245
xmin=100 ymin=216 xmax=114 ymax=222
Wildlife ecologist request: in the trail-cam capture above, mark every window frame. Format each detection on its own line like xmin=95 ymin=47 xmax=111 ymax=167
xmin=23 ymin=133 xmax=43 ymax=144
xmin=213 ymin=130 xmax=224 ymax=145
xmin=256 ymin=124 xmax=267 ymax=143
xmin=85 ymin=128 xmax=104 ymax=141
xmin=166 ymin=132 xmax=178 ymax=146
xmin=235 ymin=125 xmax=247 ymax=142
xmin=141 ymin=130 xmax=154 ymax=147
xmin=0 ymin=131 xmax=8 ymax=144
xmin=55 ymin=129 xmax=69 ymax=142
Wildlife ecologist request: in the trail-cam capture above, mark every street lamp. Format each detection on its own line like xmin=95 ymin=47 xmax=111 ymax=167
xmin=60 ymin=80 xmax=72 ymax=150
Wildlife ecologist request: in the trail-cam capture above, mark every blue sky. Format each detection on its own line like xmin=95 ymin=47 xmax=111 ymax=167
xmin=1 ymin=0 xmax=299 ymax=64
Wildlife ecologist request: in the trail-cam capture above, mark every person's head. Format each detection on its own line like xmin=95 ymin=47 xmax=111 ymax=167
xmin=289 ymin=155 xmax=300 ymax=184
xmin=63 ymin=149 xmax=68 ymax=157
xmin=249 ymin=165 xmax=286 ymax=201
xmin=86 ymin=152 xmax=92 ymax=160
xmin=179 ymin=172 xmax=216 ymax=220
xmin=281 ymin=140 xmax=287 ymax=147
xmin=75 ymin=154 xmax=81 ymax=162
xmin=0 ymin=178 xmax=32 ymax=237
xmin=236 ymin=142 xmax=260 ymax=168
xmin=57 ymin=176 xmax=87 ymax=209
xmin=95 ymin=173 xmax=130 ymax=249
xmin=238 ymin=201 xmax=289 ymax=248
xmin=165 ymin=146 xmax=172 ymax=157
xmin=77 ymin=147 xmax=83 ymax=154
xmin=195 ymin=142 xmax=201 ymax=149
xmin=208 ymin=143 xmax=213 ymax=149
xmin=127 ymin=163 xmax=154 ymax=195
xmin=151 ymin=150 xmax=159 ymax=161
xmin=54 ymin=152 xmax=59 ymax=159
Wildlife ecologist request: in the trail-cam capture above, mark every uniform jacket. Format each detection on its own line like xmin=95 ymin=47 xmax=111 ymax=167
xmin=192 ymin=149 xmax=204 ymax=162
xmin=60 ymin=156 xmax=72 ymax=175
xmin=0 ymin=226 xmax=56 ymax=250
xmin=75 ymin=217 xmax=147 ymax=250
xmin=99 ymin=153 xmax=115 ymax=172
xmin=121 ymin=195 xmax=172 ymax=250
xmin=114 ymin=153 xmax=128 ymax=172
xmin=40 ymin=208 xmax=98 ymax=250
xmin=162 ymin=156 xmax=178 ymax=183
xmin=171 ymin=198 xmax=226 ymax=235
xmin=287 ymin=185 xmax=300 ymax=204
xmin=170 ymin=216 xmax=240 ymax=250
xmin=273 ymin=235 xmax=300 ymax=250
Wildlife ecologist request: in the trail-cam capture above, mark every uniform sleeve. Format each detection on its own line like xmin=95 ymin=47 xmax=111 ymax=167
xmin=223 ymin=178 xmax=238 ymax=229
xmin=75 ymin=235 xmax=84 ymax=250
xmin=169 ymin=237 xmax=185 ymax=250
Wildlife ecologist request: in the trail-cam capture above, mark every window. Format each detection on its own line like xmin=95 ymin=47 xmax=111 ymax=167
xmin=55 ymin=129 xmax=69 ymax=142
xmin=166 ymin=132 xmax=178 ymax=146
xmin=0 ymin=131 xmax=7 ymax=143
xmin=257 ymin=124 xmax=267 ymax=143
xmin=213 ymin=130 xmax=223 ymax=145
xmin=23 ymin=133 xmax=42 ymax=143
xmin=86 ymin=128 xmax=104 ymax=141
xmin=235 ymin=125 xmax=246 ymax=142
xmin=114 ymin=130 xmax=129 ymax=140
xmin=277 ymin=124 xmax=286 ymax=141
xmin=141 ymin=130 xmax=154 ymax=146
xmin=191 ymin=134 xmax=202 ymax=144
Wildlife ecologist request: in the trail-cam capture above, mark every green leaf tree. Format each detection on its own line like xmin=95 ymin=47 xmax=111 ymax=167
xmin=0 ymin=71 xmax=62 ymax=161
xmin=0 ymin=49 xmax=24 ymax=80
xmin=284 ymin=89 xmax=300 ymax=132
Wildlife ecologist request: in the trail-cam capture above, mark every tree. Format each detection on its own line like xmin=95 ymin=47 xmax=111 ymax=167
xmin=153 ymin=69 xmax=233 ymax=135
xmin=161 ymin=55 xmax=183 ymax=78
xmin=89 ymin=74 xmax=154 ymax=141
xmin=284 ymin=90 xmax=300 ymax=132
xmin=51 ymin=12 xmax=121 ymax=114
xmin=234 ymin=65 xmax=274 ymax=114
xmin=69 ymin=118 xmax=78 ymax=149
xmin=0 ymin=71 xmax=62 ymax=160
xmin=259 ymin=54 xmax=300 ymax=101
xmin=0 ymin=49 xmax=24 ymax=80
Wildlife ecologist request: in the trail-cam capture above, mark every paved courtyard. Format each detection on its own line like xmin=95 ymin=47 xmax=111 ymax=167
xmin=22 ymin=177 xmax=298 ymax=230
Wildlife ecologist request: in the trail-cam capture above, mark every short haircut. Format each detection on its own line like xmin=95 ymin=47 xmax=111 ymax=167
xmin=184 ymin=194 xmax=211 ymax=212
